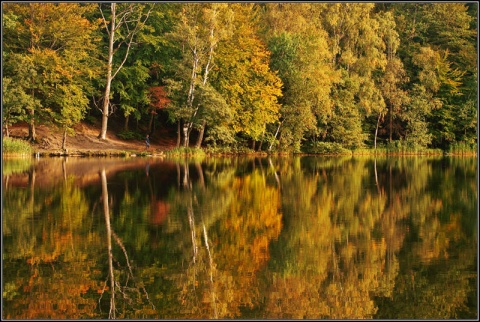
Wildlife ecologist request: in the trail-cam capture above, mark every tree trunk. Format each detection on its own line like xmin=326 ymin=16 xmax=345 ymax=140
xmin=269 ymin=121 xmax=282 ymax=151
xmin=151 ymin=113 xmax=156 ymax=134
xmin=176 ymin=120 xmax=181 ymax=148
xmin=100 ymin=168 xmax=116 ymax=319
xmin=183 ymin=123 xmax=190 ymax=148
xmin=62 ymin=128 xmax=67 ymax=151
xmin=98 ymin=3 xmax=116 ymax=140
xmin=195 ymin=120 xmax=206 ymax=148
xmin=28 ymin=109 xmax=36 ymax=142
xmin=389 ymin=106 xmax=392 ymax=142
xmin=3 ymin=124 xmax=9 ymax=137
xmin=257 ymin=131 xmax=265 ymax=151
xmin=148 ymin=112 xmax=154 ymax=134
xmin=124 ymin=114 xmax=129 ymax=132
xmin=375 ymin=113 xmax=381 ymax=150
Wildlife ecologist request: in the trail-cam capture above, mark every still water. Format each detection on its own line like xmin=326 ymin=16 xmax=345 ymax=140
xmin=2 ymin=155 xmax=477 ymax=319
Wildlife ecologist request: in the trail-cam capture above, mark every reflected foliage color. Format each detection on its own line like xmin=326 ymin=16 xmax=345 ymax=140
xmin=2 ymin=156 xmax=477 ymax=319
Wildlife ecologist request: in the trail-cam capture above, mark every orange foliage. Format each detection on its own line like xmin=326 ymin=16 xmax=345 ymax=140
xmin=148 ymin=86 xmax=171 ymax=111
xmin=150 ymin=200 xmax=170 ymax=225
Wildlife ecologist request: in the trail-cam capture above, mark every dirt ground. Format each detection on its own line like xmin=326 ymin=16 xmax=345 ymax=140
xmin=7 ymin=122 xmax=177 ymax=154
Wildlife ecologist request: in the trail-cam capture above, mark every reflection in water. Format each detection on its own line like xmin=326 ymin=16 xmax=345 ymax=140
xmin=99 ymin=167 xmax=156 ymax=319
xmin=100 ymin=168 xmax=116 ymax=318
xmin=2 ymin=156 xmax=477 ymax=319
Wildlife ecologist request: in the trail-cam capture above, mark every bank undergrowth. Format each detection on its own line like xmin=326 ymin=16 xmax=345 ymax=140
xmin=2 ymin=137 xmax=33 ymax=155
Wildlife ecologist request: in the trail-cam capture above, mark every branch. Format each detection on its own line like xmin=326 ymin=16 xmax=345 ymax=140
xmin=111 ymin=5 xmax=154 ymax=81
xmin=111 ymin=230 xmax=156 ymax=310
xmin=113 ymin=4 xmax=135 ymax=31
xmin=108 ymin=102 xmax=117 ymax=116
xmin=97 ymin=276 xmax=109 ymax=310
xmin=92 ymin=95 xmax=103 ymax=113
xmin=98 ymin=4 xmax=111 ymax=38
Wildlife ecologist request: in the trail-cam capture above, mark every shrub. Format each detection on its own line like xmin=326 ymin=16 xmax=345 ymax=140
xmin=117 ymin=131 xmax=143 ymax=141
xmin=3 ymin=137 xmax=33 ymax=155
xmin=166 ymin=146 xmax=206 ymax=156
xmin=448 ymin=142 xmax=477 ymax=155
xmin=305 ymin=142 xmax=351 ymax=155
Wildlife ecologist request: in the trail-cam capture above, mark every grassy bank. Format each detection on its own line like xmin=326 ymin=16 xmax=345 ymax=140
xmin=2 ymin=137 xmax=33 ymax=155
xmin=446 ymin=142 xmax=478 ymax=156
xmin=303 ymin=141 xmax=476 ymax=156
xmin=3 ymin=135 xmax=476 ymax=158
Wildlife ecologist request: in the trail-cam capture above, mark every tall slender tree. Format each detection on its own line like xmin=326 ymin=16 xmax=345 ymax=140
xmin=96 ymin=3 xmax=154 ymax=140
xmin=166 ymin=3 xmax=234 ymax=148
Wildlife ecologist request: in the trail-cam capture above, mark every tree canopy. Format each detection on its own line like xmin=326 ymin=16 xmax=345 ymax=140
xmin=2 ymin=2 xmax=477 ymax=151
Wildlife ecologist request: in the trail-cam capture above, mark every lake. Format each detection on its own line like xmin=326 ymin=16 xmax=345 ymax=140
xmin=2 ymin=155 xmax=477 ymax=319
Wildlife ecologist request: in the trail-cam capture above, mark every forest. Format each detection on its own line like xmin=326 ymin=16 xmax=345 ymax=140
xmin=2 ymin=2 xmax=478 ymax=153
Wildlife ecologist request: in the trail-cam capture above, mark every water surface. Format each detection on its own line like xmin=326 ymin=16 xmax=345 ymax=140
xmin=2 ymin=155 xmax=477 ymax=319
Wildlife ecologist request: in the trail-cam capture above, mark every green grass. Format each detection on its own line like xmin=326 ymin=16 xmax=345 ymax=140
xmin=302 ymin=140 xmax=448 ymax=156
xmin=304 ymin=142 xmax=352 ymax=155
xmin=204 ymin=145 xmax=259 ymax=155
xmin=2 ymin=137 xmax=33 ymax=155
xmin=166 ymin=146 xmax=206 ymax=156
xmin=448 ymin=142 xmax=477 ymax=155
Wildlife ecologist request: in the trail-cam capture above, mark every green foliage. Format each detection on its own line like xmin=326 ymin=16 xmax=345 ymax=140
xmin=117 ymin=130 xmax=144 ymax=141
xmin=203 ymin=145 xmax=256 ymax=155
xmin=384 ymin=140 xmax=443 ymax=155
xmin=304 ymin=142 xmax=351 ymax=155
xmin=213 ymin=3 xmax=282 ymax=144
xmin=448 ymin=141 xmax=477 ymax=155
xmin=2 ymin=3 xmax=99 ymax=144
xmin=165 ymin=146 xmax=206 ymax=156
xmin=2 ymin=137 xmax=33 ymax=155
xmin=2 ymin=3 xmax=477 ymax=153
xmin=262 ymin=5 xmax=337 ymax=151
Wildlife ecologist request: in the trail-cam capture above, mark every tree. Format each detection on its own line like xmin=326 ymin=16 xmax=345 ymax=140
xmin=96 ymin=3 xmax=154 ymax=140
xmin=321 ymin=3 xmax=388 ymax=149
xmin=2 ymin=3 xmax=99 ymax=143
xmin=376 ymin=10 xmax=409 ymax=145
xmin=2 ymin=59 xmax=37 ymax=137
xmin=109 ymin=3 xmax=179 ymax=135
xmin=390 ymin=3 xmax=477 ymax=149
xmin=213 ymin=4 xmax=282 ymax=150
xmin=260 ymin=3 xmax=337 ymax=151
xmin=147 ymin=86 xmax=171 ymax=133
xmin=165 ymin=3 xmax=234 ymax=148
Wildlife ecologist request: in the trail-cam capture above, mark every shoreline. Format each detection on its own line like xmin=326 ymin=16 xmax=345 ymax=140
xmin=3 ymin=148 xmax=477 ymax=158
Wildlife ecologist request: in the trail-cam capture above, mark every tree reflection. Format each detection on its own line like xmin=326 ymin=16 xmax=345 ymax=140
xmin=99 ymin=168 xmax=116 ymax=318
xmin=98 ymin=167 xmax=155 ymax=319
xmin=163 ymin=158 xmax=283 ymax=318
xmin=2 ymin=156 xmax=477 ymax=319
xmin=2 ymin=168 xmax=101 ymax=319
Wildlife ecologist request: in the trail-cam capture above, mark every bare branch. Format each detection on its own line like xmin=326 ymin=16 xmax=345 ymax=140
xmin=108 ymin=102 xmax=117 ymax=116
xmin=92 ymin=96 xmax=104 ymax=113
xmin=98 ymin=4 xmax=111 ymax=38
xmin=111 ymin=5 xmax=154 ymax=80
xmin=111 ymin=230 xmax=156 ymax=310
